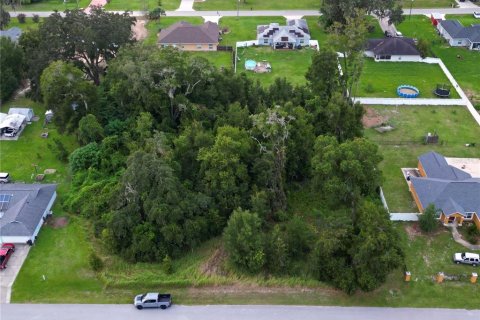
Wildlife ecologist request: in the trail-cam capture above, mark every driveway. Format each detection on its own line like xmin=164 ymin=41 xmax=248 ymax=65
xmin=0 ymin=244 xmax=30 ymax=304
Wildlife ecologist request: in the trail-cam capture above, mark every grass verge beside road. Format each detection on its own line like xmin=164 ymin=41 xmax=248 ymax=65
xmin=194 ymin=0 xmax=317 ymax=11
xmin=5 ymin=0 xmax=90 ymax=11
xmin=104 ymin=0 xmax=181 ymax=11
xmin=364 ymin=105 xmax=480 ymax=212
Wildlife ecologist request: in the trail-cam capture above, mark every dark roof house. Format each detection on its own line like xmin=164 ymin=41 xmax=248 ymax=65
xmin=409 ymin=151 xmax=480 ymax=229
xmin=158 ymin=21 xmax=219 ymax=51
xmin=0 ymin=184 xmax=57 ymax=243
xmin=437 ymin=20 xmax=480 ymax=50
xmin=365 ymin=37 xmax=422 ymax=61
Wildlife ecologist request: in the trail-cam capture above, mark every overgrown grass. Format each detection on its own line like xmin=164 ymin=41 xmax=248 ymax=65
xmin=5 ymin=0 xmax=90 ymax=11
xmin=237 ymin=46 xmax=315 ymax=86
xmin=104 ymin=0 xmax=181 ymax=11
xmin=357 ymin=60 xmax=459 ymax=98
xmin=364 ymin=105 xmax=480 ymax=212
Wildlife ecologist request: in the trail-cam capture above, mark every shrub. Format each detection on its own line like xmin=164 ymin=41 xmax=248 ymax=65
xmin=162 ymin=254 xmax=173 ymax=274
xmin=32 ymin=14 xmax=40 ymax=23
xmin=465 ymin=223 xmax=480 ymax=244
xmin=17 ymin=13 xmax=26 ymax=24
xmin=148 ymin=7 xmax=165 ymax=20
xmin=365 ymin=83 xmax=374 ymax=93
xmin=419 ymin=204 xmax=439 ymax=233
xmin=89 ymin=252 xmax=104 ymax=272
xmin=48 ymin=138 xmax=69 ymax=162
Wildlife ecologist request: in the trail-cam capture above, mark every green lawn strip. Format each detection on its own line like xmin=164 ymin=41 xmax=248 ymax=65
xmin=400 ymin=0 xmax=456 ymax=8
xmin=446 ymin=14 xmax=480 ymax=26
xmin=304 ymin=16 xmax=330 ymax=44
xmin=5 ymin=18 xmax=43 ymax=31
xmin=237 ymin=46 xmax=315 ymax=87
xmin=5 ymin=0 xmax=90 ymax=11
xmin=104 ymin=0 xmax=181 ymax=11
xmin=11 ymin=215 xmax=103 ymax=303
xmin=194 ymin=0 xmax=318 ymax=11
xmin=144 ymin=17 xmax=204 ymax=46
xmin=0 ymin=98 xmax=77 ymax=185
xmin=219 ymin=16 xmax=286 ymax=47
xmin=189 ymin=51 xmax=233 ymax=69
xmin=364 ymin=105 xmax=480 ymax=212
xmin=357 ymin=59 xmax=459 ymax=99
xmin=396 ymin=15 xmax=480 ymax=97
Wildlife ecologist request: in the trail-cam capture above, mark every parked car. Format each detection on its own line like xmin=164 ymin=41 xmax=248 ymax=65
xmin=0 ymin=172 xmax=10 ymax=184
xmin=453 ymin=252 xmax=479 ymax=266
xmin=134 ymin=292 xmax=172 ymax=310
xmin=0 ymin=243 xmax=15 ymax=269
xmin=3 ymin=129 xmax=16 ymax=137
xmin=474 ymin=12 xmax=480 ymax=19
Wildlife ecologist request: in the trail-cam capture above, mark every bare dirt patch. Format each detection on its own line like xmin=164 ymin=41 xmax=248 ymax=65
xmin=404 ymin=223 xmax=422 ymax=240
xmin=132 ymin=19 xmax=148 ymax=41
xmin=200 ymin=246 xmax=228 ymax=276
xmin=47 ymin=216 xmax=69 ymax=229
xmin=187 ymin=284 xmax=338 ymax=296
xmin=362 ymin=107 xmax=389 ymax=128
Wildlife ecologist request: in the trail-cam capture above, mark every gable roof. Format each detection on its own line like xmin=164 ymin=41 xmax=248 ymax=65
xmin=158 ymin=21 xmax=219 ymax=44
xmin=418 ymin=151 xmax=472 ymax=180
xmin=0 ymin=184 xmax=57 ymax=237
xmin=0 ymin=27 xmax=22 ymax=42
xmin=439 ymin=20 xmax=480 ymax=42
xmin=366 ymin=37 xmax=420 ymax=56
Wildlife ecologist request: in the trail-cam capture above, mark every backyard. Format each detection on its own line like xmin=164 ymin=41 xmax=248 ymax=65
xmin=364 ymin=105 xmax=480 ymax=212
xmin=396 ymin=15 xmax=480 ymax=99
xmin=237 ymin=46 xmax=316 ymax=86
xmin=356 ymin=60 xmax=459 ymax=99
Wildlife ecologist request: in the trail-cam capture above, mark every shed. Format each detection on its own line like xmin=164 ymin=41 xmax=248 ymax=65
xmin=8 ymin=108 xmax=34 ymax=122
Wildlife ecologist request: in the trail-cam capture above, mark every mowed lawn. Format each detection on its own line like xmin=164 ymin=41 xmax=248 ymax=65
xmin=194 ymin=0 xmax=317 ymax=10
xmin=0 ymin=98 xmax=77 ymax=187
xmin=237 ymin=46 xmax=315 ymax=86
xmin=400 ymin=0 xmax=455 ymax=8
xmin=5 ymin=0 xmax=90 ymax=11
xmin=219 ymin=16 xmax=286 ymax=46
xmin=364 ymin=105 xmax=480 ymax=212
xmin=396 ymin=15 xmax=480 ymax=98
xmin=104 ymin=0 xmax=181 ymax=11
xmin=357 ymin=60 xmax=459 ymax=98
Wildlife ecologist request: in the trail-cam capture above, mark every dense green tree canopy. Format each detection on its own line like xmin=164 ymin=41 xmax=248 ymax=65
xmin=0 ymin=37 xmax=23 ymax=101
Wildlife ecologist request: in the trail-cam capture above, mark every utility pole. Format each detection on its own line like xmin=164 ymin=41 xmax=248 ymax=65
xmin=409 ymin=0 xmax=414 ymax=20
xmin=237 ymin=0 xmax=240 ymax=19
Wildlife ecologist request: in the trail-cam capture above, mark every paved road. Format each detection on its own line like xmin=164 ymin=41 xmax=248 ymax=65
xmin=2 ymin=304 xmax=480 ymax=320
xmin=7 ymin=7 xmax=480 ymax=17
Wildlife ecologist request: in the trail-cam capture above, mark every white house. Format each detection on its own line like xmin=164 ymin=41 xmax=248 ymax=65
xmin=0 ymin=184 xmax=57 ymax=244
xmin=437 ymin=20 xmax=480 ymax=50
xmin=365 ymin=37 xmax=422 ymax=62
xmin=257 ymin=19 xmax=311 ymax=49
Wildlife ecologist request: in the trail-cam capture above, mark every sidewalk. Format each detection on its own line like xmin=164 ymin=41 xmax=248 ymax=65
xmin=84 ymin=0 xmax=107 ymax=14
xmin=447 ymin=223 xmax=480 ymax=250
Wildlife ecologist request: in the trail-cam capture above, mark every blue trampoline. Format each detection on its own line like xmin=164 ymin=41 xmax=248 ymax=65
xmin=397 ymin=85 xmax=419 ymax=98
xmin=245 ymin=59 xmax=256 ymax=71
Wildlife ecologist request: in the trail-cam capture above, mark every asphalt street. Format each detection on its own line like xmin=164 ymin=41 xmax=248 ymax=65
xmin=1 ymin=304 xmax=480 ymax=320
xmin=6 ymin=7 xmax=480 ymax=17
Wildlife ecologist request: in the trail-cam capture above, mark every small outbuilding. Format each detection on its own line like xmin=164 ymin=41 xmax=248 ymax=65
xmin=8 ymin=108 xmax=34 ymax=122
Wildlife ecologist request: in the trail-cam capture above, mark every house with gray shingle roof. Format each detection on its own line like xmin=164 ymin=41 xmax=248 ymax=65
xmin=437 ymin=20 xmax=480 ymax=50
xmin=256 ymin=19 xmax=310 ymax=49
xmin=158 ymin=21 xmax=219 ymax=51
xmin=365 ymin=37 xmax=422 ymax=61
xmin=0 ymin=184 xmax=57 ymax=243
xmin=409 ymin=151 xmax=480 ymax=229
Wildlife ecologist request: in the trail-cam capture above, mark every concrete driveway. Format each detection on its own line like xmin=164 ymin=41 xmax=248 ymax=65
xmin=0 ymin=244 xmax=30 ymax=304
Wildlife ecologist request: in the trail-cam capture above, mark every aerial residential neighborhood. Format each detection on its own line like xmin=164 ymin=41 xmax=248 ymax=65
xmin=0 ymin=0 xmax=479 ymax=319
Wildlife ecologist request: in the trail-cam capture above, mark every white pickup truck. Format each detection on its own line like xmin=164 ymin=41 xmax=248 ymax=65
xmin=134 ymin=292 xmax=172 ymax=310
